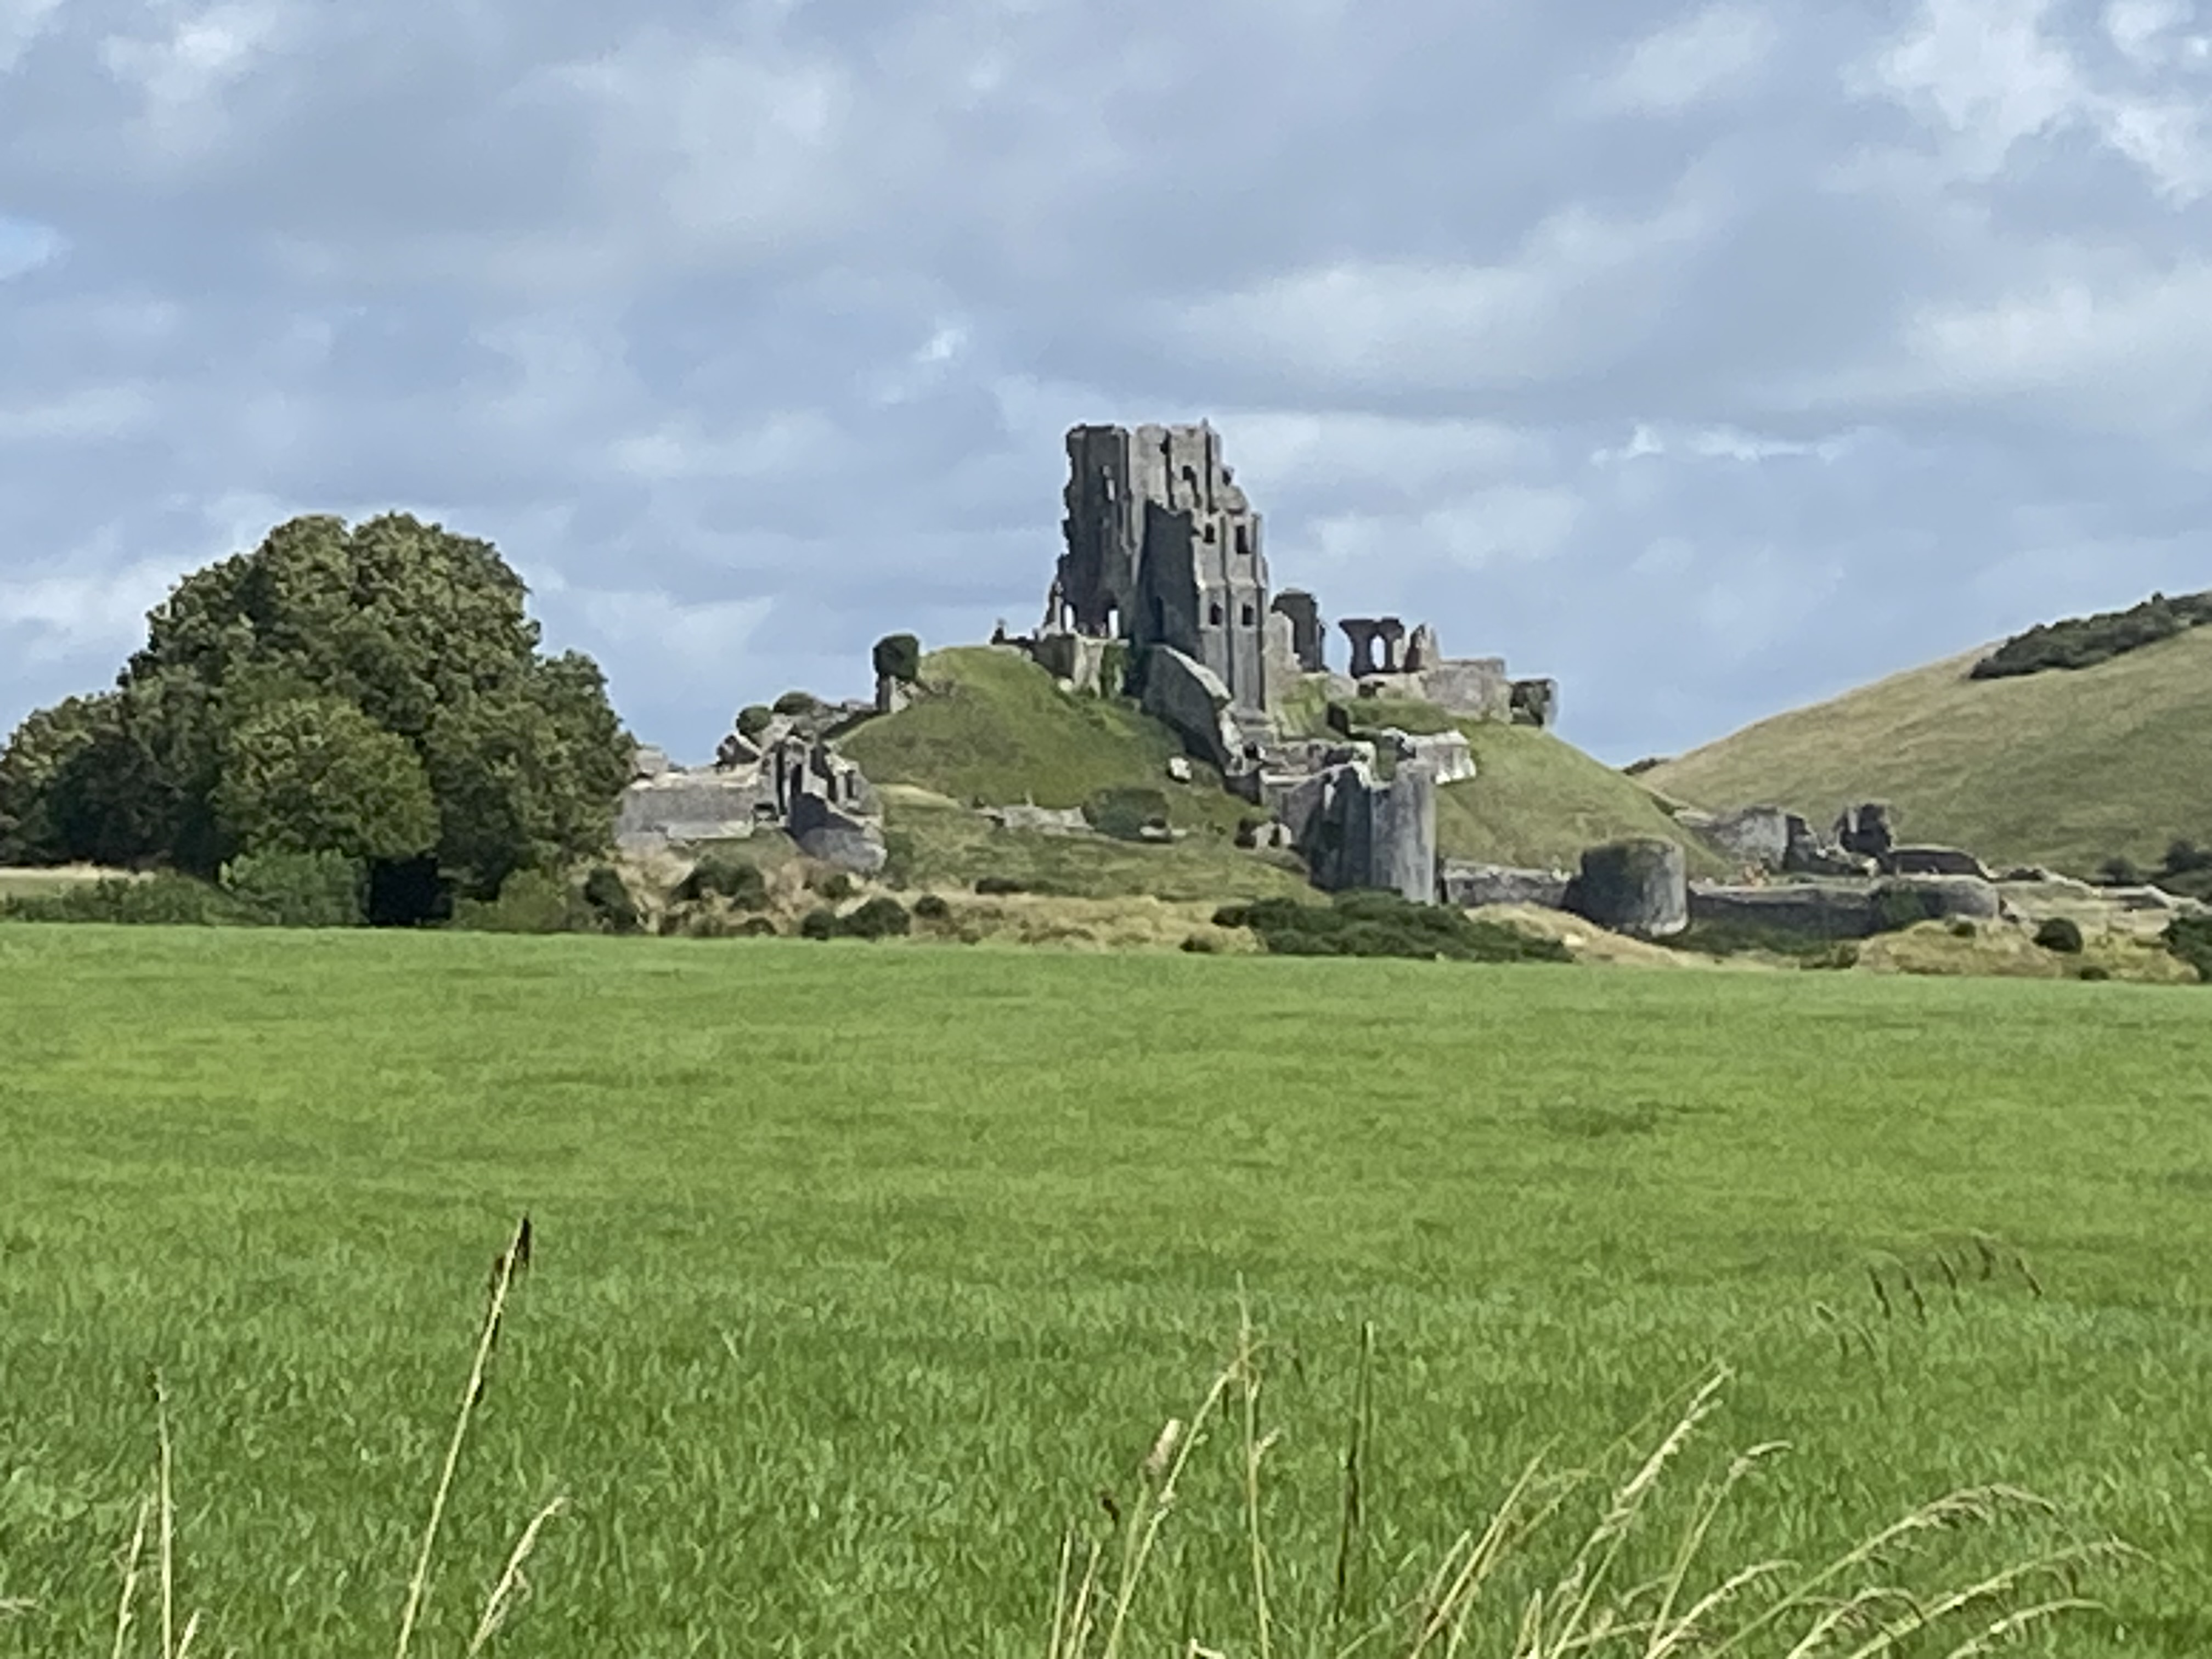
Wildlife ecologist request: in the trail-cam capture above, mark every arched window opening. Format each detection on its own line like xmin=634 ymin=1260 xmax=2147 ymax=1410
xmin=1208 ymin=601 xmax=1224 ymax=628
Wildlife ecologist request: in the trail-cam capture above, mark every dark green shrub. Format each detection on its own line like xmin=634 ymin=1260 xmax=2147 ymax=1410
xmin=839 ymin=896 xmax=910 ymax=940
xmin=1948 ymin=918 xmax=1977 ymax=939
xmin=2034 ymin=916 xmax=2085 ymax=955
xmin=736 ymin=916 xmax=777 ymax=938
xmin=582 ymin=865 xmax=640 ymax=933
xmin=682 ymin=853 xmax=768 ymax=909
xmin=1086 ymin=786 xmax=1172 ymax=842
xmin=975 ymin=875 xmax=1027 ymax=895
xmin=2078 ymin=964 xmax=2112 ymax=982
xmin=1098 ymin=640 xmax=1132 ymax=698
xmin=0 ymin=873 xmax=266 ymax=927
xmin=773 ymin=690 xmax=821 ymax=717
xmin=1871 ymin=883 xmax=1942 ymax=933
xmin=870 ymin=633 xmax=922 ymax=684
xmin=1218 ymin=890 xmax=1570 ymax=964
xmin=913 ymin=893 xmax=950 ymax=921
xmin=450 ymin=870 xmax=592 ymax=934
xmin=220 ymin=849 xmax=365 ymax=928
xmin=799 ymin=907 xmax=839 ymax=940
xmin=809 ymin=870 xmax=856 ymax=902
xmin=1180 ymin=933 xmax=1218 ymax=954
xmin=2164 ymin=915 xmax=2212 ymax=983
xmin=2097 ymin=856 xmax=2145 ymax=888
xmin=1972 ymin=590 xmax=2212 ymax=679
xmin=737 ymin=704 xmax=774 ymax=738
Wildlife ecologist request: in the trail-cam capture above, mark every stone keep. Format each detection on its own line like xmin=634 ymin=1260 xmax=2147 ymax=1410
xmin=1052 ymin=423 xmax=1272 ymax=715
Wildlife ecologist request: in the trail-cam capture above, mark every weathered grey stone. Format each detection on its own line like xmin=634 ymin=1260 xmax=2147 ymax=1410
xmin=1262 ymin=611 xmax=1302 ymax=714
xmin=873 ymin=674 xmax=913 ymax=715
xmin=1341 ymin=617 xmax=1410 ymax=678
xmin=789 ymin=792 xmax=887 ymax=873
xmin=1442 ymin=862 xmax=1570 ymax=909
xmin=1565 ymin=838 xmax=1689 ymax=938
xmin=1141 ymin=646 xmax=1246 ymax=773
xmin=984 ymin=804 xmax=1090 ymax=834
xmin=1053 ymin=423 xmax=1270 ymax=716
xmin=1271 ymin=589 xmax=1326 ymax=672
xmin=1285 ymin=757 xmax=1437 ymax=904
xmin=1884 ymin=845 xmax=1992 ymax=880
xmin=1871 ymin=876 xmax=2002 ymax=927
xmin=1835 ymin=802 xmax=1895 ymax=859
xmin=1688 ymin=883 xmax=1878 ymax=939
xmin=1404 ymin=623 xmax=1442 ymax=673
xmin=1165 ymin=755 xmax=1194 ymax=783
xmin=631 ymin=743 xmax=672 ymax=780
xmin=1683 ymin=805 xmax=1805 ymax=872
xmin=1373 ymin=727 xmax=1476 ymax=785
xmin=1419 ymin=658 xmax=1513 ymax=721
xmin=1028 ymin=631 xmax=1114 ymax=696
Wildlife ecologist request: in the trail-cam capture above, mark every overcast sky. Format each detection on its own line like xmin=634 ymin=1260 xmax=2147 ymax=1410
xmin=4 ymin=0 xmax=2210 ymax=764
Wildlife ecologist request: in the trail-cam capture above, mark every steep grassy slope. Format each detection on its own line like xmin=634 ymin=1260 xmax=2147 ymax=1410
xmin=1646 ymin=627 xmax=2212 ymax=876
xmin=840 ymin=646 xmax=1227 ymax=818
xmin=1438 ymin=724 xmax=1726 ymax=874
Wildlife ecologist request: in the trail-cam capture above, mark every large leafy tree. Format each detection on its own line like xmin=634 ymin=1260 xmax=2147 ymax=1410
xmin=0 ymin=513 xmax=631 ymax=891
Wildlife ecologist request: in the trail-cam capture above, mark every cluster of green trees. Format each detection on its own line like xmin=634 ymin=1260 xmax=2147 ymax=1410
xmin=0 ymin=514 xmax=632 ymax=920
xmin=1971 ymin=590 xmax=2212 ymax=680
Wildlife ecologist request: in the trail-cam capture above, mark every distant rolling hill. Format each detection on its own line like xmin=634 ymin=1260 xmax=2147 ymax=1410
xmin=1645 ymin=626 xmax=2212 ymax=877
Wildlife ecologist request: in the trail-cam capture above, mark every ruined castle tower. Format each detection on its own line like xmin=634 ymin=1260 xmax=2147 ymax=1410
xmin=1052 ymin=422 xmax=1271 ymax=713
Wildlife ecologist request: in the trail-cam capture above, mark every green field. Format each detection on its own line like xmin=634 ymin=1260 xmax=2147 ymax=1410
xmin=2 ymin=927 xmax=2208 ymax=1656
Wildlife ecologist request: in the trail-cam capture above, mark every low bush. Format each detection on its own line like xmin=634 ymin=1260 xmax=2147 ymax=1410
xmin=0 ymin=872 xmax=266 ymax=927
xmin=811 ymin=870 xmax=856 ymax=902
xmin=1971 ymin=589 xmax=2212 ymax=679
xmin=912 ymin=893 xmax=950 ymax=921
xmin=839 ymin=896 xmax=911 ymax=940
xmin=1215 ymin=890 xmax=1571 ymax=964
xmin=797 ymin=896 xmax=911 ymax=942
xmin=772 ymin=690 xmax=822 ymax=717
xmin=2034 ymin=916 xmax=2085 ymax=955
xmin=974 ymin=874 xmax=1028 ymax=895
xmin=451 ymin=870 xmax=596 ymax=934
xmin=736 ymin=704 xmax=774 ymax=737
xmin=2164 ymin=915 xmax=2212 ymax=983
xmin=219 ymin=849 xmax=366 ymax=928
xmin=582 ymin=865 xmax=641 ymax=934
xmin=1085 ymin=785 xmax=1172 ymax=842
xmin=870 ymin=633 xmax=921 ymax=684
xmin=680 ymin=852 xmax=768 ymax=909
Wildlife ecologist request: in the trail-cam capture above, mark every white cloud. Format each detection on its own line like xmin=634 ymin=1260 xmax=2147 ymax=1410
xmin=1166 ymin=193 xmax=1714 ymax=393
xmin=1865 ymin=0 xmax=2212 ymax=198
xmin=99 ymin=2 xmax=290 ymax=159
xmin=0 ymin=385 xmax=159 ymax=441
xmin=0 ymin=557 xmax=181 ymax=664
xmin=607 ymin=411 xmax=843 ymax=483
xmin=0 ymin=0 xmax=63 ymax=75
xmin=1592 ymin=3 xmax=1780 ymax=113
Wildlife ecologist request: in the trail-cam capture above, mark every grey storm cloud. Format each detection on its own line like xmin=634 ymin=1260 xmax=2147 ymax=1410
xmin=3 ymin=0 xmax=2211 ymax=764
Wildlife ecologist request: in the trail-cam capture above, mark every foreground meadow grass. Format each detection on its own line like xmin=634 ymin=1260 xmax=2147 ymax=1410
xmin=0 ymin=926 xmax=2207 ymax=1655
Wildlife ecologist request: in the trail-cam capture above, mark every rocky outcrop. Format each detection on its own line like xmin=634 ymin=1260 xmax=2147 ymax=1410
xmin=1282 ymin=757 xmax=1438 ymax=904
xmin=1884 ymin=845 xmax=1992 ymax=879
xmin=1442 ymin=862 xmax=1570 ymax=910
xmin=1835 ymin=802 xmax=1895 ymax=860
xmin=1141 ymin=646 xmax=1248 ymax=774
xmin=1688 ymin=882 xmax=1878 ymax=938
xmin=1565 ymin=838 xmax=1689 ymax=938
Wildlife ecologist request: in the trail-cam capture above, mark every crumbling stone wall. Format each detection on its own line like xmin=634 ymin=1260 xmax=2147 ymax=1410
xmin=1051 ymin=422 xmax=1272 ymax=715
xmin=1280 ymin=757 xmax=1438 ymax=904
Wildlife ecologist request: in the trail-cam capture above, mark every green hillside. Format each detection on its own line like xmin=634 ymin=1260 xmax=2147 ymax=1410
xmin=1438 ymin=724 xmax=1726 ymax=874
xmin=843 ymin=648 xmax=1719 ymax=881
xmin=841 ymin=646 xmax=1242 ymax=828
xmin=1646 ymin=627 xmax=2212 ymax=876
